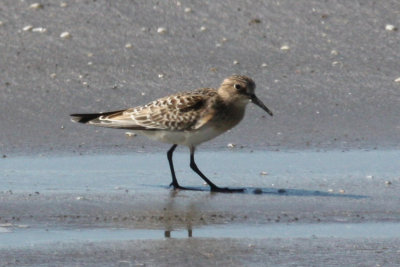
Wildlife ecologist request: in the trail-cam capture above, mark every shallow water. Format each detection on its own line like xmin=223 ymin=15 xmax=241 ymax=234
xmin=1 ymin=222 xmax=400 ymax=249
xmin=1 ymin=150 xmax=399 ymax=194
xmin=1 ymin=150 xmax=400 ymax=265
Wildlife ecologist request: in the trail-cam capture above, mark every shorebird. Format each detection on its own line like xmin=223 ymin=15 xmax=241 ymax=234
xmin=70 ymin=75 xmax=273 ymax=192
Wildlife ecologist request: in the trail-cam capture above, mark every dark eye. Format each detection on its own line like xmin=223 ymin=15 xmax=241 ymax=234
xmin=234 ymin=84 xmax=242 ymax=90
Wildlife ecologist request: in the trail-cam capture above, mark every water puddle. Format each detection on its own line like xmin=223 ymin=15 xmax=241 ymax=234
xmin=1 ymin=222 xmax=400 ymax=248
xmin=1 ymin=150 xmax=399 ymax=195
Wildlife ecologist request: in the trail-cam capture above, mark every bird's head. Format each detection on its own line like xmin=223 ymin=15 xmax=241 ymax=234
xmin=218 ymin=75 xmax=273 ymax=116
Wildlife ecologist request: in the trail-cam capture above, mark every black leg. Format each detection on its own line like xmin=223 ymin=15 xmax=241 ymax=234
xmin=189 ymin=147 xmax=244 ymax=193
xmin=167 ymin=145 xmax=196 ymax=191
xmin=189 ymin=146 xmax=218 ymax=188
xmin=167 ymin=144 xmax=180 ymax=188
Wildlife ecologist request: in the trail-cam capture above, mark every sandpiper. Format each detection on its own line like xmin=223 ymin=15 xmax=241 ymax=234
xmin=71 ymin=75 xmax=273 ymax=192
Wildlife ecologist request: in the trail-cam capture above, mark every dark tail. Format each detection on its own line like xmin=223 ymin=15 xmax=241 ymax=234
xmin=70 ymin=110 xmax=124 ymax=124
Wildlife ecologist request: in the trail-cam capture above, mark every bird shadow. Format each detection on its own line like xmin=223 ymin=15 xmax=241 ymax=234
xmin=144 ymin=184 xmax=368 ymax=199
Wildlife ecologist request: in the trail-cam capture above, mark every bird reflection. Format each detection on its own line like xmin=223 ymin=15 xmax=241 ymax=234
xmin=164 ymin=228 xmax=192 ymax=238
xmin=161 ymin=190 xmax=200 ymax=238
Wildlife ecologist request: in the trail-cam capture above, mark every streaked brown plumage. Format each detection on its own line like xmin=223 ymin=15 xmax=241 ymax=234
xmin=82 ymin=88 xmax=217 ymax=131
xmin=71 ymin=75 xmax=273 ymax=192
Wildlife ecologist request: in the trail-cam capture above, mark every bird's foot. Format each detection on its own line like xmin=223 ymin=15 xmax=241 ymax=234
xmin=169 ymin=182 xmax=198 ymax=191
xmin=210 ymin=186 xmax=245 ymax=193
xmin=169 ymin=182 xmax=244 ymax=193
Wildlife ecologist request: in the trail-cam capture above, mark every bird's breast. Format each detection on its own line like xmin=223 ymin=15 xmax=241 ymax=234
xmin=211 ymin=104 xmax=246 ymax=132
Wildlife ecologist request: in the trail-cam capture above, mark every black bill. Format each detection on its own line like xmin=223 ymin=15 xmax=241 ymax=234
xmin=250 ymin=95 xmax=273 ymax=116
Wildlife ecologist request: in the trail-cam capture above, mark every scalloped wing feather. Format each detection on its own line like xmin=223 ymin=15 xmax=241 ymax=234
xmin=91 ymin=88 xmax=217 ymax=131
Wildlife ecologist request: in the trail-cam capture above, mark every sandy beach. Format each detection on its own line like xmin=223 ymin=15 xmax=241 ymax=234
xmin=1 ymin=1 xmax=400 ymax=266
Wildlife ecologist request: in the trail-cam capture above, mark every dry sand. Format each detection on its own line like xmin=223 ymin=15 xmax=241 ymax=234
xmin=0 ymin=0 xmax=399 ymax=155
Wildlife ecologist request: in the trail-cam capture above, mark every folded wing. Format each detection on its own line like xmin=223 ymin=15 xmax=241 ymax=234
xmin=70 ymin=88 xmax=217 ymax=131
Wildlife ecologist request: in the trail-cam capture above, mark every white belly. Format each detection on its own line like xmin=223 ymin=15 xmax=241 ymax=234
xmin=136 ymin=126 xmax=223 ymax=147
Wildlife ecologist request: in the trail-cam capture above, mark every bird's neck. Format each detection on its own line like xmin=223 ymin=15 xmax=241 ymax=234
xmin=210 ymin=96 xmax=247 ymax=132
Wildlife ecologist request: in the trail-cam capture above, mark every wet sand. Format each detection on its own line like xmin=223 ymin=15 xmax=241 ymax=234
xmin=2 ymin=237 xmax=400 ymax=266
xmin=1 ymin=151 xmax=400 ymax=266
